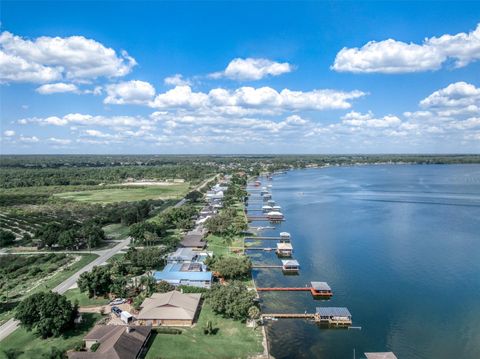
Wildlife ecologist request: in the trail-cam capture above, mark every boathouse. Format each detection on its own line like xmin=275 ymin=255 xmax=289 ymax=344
xmin=262 ymin=205 xmax=273 ymax=213
xmin=267 ymin=199 xmax=276 ymax=206
xmin=281 ymin=259 xmax=300 ymax=272
xmin=364 ymin=353 xmax=397 ymax=359
xmin=310 ymin=281 xmax=333 ymax=297
xmin=263 ymin=193 xmax=272 ymax=201
xmin=267 ymin=211 xmax=284 ymax=221
xmin=315 ymin=307 xmax=352 ymax=326
xmin=276 ymin=242 xmax=293 ymax=257
xmin=279 ymin=232 xmax=291 ymax=242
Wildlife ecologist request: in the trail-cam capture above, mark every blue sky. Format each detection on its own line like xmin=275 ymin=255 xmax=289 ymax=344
xmin=1 ymin=1 xmax=479 ymax=154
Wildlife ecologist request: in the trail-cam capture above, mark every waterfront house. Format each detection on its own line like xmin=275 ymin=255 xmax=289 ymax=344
xmin=281 ymin=259 xmax=299 ymax=272
xmin=67 ymin=325 xmax=151 ymax=359
xmin=276 ymin=242 xmax=293 ymax=257
xmin=153 ymin=262 xmax=212 ymax=288
xmin=167 ymin=248 xmax=211 ymax=263
xmin=315 ymin=307 xmax=352 ymax=326
xmin=137 ymin=291 xmax=201 ymax=327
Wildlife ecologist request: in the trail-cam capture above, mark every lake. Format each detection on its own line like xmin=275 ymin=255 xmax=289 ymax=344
xmin=247 ymin=164 xmax=480 ymax=359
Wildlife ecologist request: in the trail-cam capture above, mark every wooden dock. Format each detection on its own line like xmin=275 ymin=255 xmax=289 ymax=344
xmin=252 ymin=265 xmax=283 ymax=269
xmin=257 ymin=286 xmax=333 ymax=298
xmin=261 ymin=313 xmax=316 ymax=319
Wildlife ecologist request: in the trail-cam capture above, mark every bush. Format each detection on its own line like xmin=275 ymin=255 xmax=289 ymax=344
xmin=154 ymin=327 xmax=183 ymax=335
xmin=177 ymin=285 xmax=209 ymax=294
xmin=90 ymin=342 xmax=100 ymax=352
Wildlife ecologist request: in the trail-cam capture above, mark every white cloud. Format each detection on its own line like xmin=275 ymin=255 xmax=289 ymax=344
xmin=48 ymin=137 xmax=71 ymax=145
xmin=19 ymin=135 xmax=39 ymax=143
xmin=3 ymin=130 xmax=15 ymax=137
xmin=164 ymin=74 xmax=191 ymax=86
xmin=210 ymin=58 xmax=293 ymax=81
xmin=149 ymin=85 xmax=365 ymax=114
xmin=18 ymin=113 xmax=153 ymax=128
xmin=0 ymin=31 xmax=136 ymax=83
xmin=104 ymin=80 xmax=156 ymax=104
xmin=332 ymin=23 xmax=480 ymax=73
xmin=342 ymin=111 xmax=401 ymax=128
xmin=36 ymin=82 xmax=79 ymax=94
xmin=419 ymin=82 xmax=480 ymax=108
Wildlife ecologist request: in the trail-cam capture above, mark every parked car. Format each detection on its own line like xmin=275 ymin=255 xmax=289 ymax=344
xmin=111 ymin=306 xmax=122 ymax=317
xmin=109 ymin=298 xmax=125 ymax=305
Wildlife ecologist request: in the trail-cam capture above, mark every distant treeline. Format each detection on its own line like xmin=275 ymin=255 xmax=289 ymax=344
xmin=1 ymin=154 xmax=479 ymax=188
xmin=0 ymin=164 xmax=215 ymax=188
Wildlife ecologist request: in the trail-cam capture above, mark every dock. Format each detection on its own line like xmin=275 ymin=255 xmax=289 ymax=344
xmin=244 ymin=236 xmax=282 ymax=240
xmin=261 ymin=313 xmax=315 ymax=319
xmin=257 ymin=281 xmax=333 ymax=298
xmin=252 ymin=265 xmax=283 ymax=269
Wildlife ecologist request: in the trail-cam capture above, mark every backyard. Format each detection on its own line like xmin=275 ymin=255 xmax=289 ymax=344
xmin=144 ymin=304 xmax=263 ymax=359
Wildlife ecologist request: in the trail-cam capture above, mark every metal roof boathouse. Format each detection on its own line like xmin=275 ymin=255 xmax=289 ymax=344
xmin=315 ymin=307 xmax=352 ymax=326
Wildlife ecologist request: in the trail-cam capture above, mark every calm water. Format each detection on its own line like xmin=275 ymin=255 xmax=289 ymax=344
xmin=247 ymin=165 xmax=480 ymax=359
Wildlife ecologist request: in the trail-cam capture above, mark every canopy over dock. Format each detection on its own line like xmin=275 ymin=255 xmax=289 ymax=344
xmin=364 ymin=353 xmax=397 ymax=359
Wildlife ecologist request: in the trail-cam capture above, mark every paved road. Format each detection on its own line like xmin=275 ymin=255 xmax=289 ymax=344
xmin=0 ymin=237 xmax=130 ymax=342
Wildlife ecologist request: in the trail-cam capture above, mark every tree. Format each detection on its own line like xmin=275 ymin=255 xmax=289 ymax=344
xmin=206 ymin=256 xmax=251 ymax=279
xmin=0 ymin=230 xmax=15 ymax=247
xmin=248 ymin=306 xmax=260 ymax=320
xmin=140 ymin=276 xmax=157 ymax=295
xmin=58 ymin=230 xmax=77 ymax=250
xmin=77 ymin=265 xmax=113 ymax=298
xmin=186 ymin=190 xmax=203 ymax=203
xmin=206 ymin=282 xmax=256 ymax=321
xmin=156 ymin=280 xmax=175 ymax=293
xmin=15 ymin=292 xmax=77 ymax=338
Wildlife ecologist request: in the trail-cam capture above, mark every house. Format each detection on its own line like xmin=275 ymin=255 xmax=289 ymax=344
xmin=67 ymin=325 xmax=151 ymax=359
xmin=167 ymin=247 xmax=211 ymax=263
xmin=180 ymin=233 xmax=206 ymax=249
xmin=153 ymin=262 xmax=212 ymax=288
xmin=137 ymin=291 xmax=201 ymax=326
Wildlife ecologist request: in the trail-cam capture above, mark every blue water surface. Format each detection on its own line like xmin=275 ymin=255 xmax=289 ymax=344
xmin=247 ymin=164 xmax=480 ymax=359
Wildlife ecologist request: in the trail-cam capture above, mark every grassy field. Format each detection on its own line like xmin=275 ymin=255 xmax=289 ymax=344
xmin=144 ymin=304 xmax=263 ymax=359
xmin=0 ymin=313 xmax=102 ymax=359
xmin=53 ymin=184 xmax=189 ymax=204
xmin=64 ymin=288 xmax=109 ymax=307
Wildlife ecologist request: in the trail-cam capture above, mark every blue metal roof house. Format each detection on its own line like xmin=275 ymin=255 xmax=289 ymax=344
xmin=153 ymin=262 xmax=212 ymax=288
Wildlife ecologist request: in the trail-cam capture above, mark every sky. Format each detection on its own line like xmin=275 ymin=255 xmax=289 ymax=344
xmin=1 ymin=1 xmax=479 ymax=154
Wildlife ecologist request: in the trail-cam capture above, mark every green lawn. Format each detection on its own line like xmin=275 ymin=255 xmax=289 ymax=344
xmin=0 ymin=313 xmax=102 ymax=359
xmin=144 ymin=304 xmax=263 ymax=359
xmin=206 ymin=234 xmax=245 ymax=257
xmin=64 ymin=288 xmax=109 ymax=307
xmin=53 ymin=184 xmax=189 ymax=204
